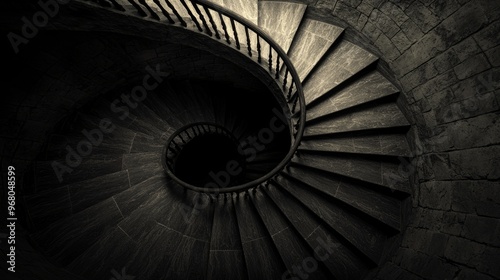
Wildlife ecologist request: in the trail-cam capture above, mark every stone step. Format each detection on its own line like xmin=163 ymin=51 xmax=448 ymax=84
xmin=233 ymin=193 xmax=286 ymax=280
xmin=30 ymin=197 xmax=123 ymax=266
xmin=300 ymin=131 xmax=411 ymax=157
xmin=283 ymin=165 xmax=402 ymax=232
xmin=42 ymin=126 xmax=134 ymax=160
xmin=249 ymin=190 xmax=332 ymax=280
xmin=66 ymin=175 xmax=175 ymax=279
xmin=208 ymin=0 xmax=257 ymax=24
xmin=200 ymin=0 xmax=258 ymax=56
xmin=162 ymin=191 xmax=213 ymax=280
xmin=66 ymin=227 xmax=139 ymax=280
xmin=129 ymin=133 xmax=165 ymax=153
xmin=307 ymin=70 xmax=400 ymax=121
xmin=304 ymin=101 xmax=410 ymax=137
xmin=24 ymin=170 xmax=130 ymax=231
xmin=302 ymin=40 xmax=378 ymax=105
xmin=274 ymin=174 xmax=387 ymax=265
xmin=86 ymin=96 xmax=158 ymax=137
xmin=264 ymin=183 xmax=372 ymax=279
xmin=207 ymin=196 xmax=247 ymax=280
xmin=142 ymin=91 xmax=185 ymax=129
xmin=32 ymin=157 xmax=123 ymax=193
xmin=258 ymin=1 xmax=307 ymax=59
xmin=287 ymin=18 xmax=344 ymax=81
xmin=291 ymin=151 xmax=411 ymax=194
xmin=170 ymin=80 xmax=217 ymax=124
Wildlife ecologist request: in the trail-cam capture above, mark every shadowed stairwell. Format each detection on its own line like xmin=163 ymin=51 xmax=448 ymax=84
xmin=9 ymin=0 xmax=420 ymax=279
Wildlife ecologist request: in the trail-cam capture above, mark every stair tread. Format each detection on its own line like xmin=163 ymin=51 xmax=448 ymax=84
xmin=300 ymin=132 xmax=411 ymax=157
xmin=42 ymin=127 xmax=135 ymax=160
xmin=303 ymin=40 xmax=378 ymax=105
xmin=307 ymin=70 xmax=399 ymax=121
xmin=305 ymin=101 xmax=410 ymax=136
xmin=287 ymin=18 xmax=344 ymax=81
xmin=249 ymin=190 xmax=331 ymax=280
xmin=25 ymin=170 xmax=130 ymax=231
xmin=113 ymin=174 xmax=166 ymax=217
xmin=291 ymin=151 xmax=411 ymax=193
xmin=30 ymin=198 xmax=123 ymax=266
xmin=284 ymin=165 xmax=402 ymax=231
xmin=128 ymin=223 xmax=184 ymax=280
xmin=208 ymin=197 xmax=247 ymax=280
xmin=129 ymin=133 xmax=165 ymax=153
xmin=265 ymin=183 xmax=372 ymax=279
xmin=275 ymin=174 xmax=387 ymax=264
xmin=34 ymin=157 xmax=123 ymax=192
xmin=166 ymin=236 xmax=210 ymax=280
xmin=258 ymin=1 xmax=307 ymax=53
xmin=207 ymin=0 xmax=258 ymax=24
xmin=67 ymin=227 xmax=139 ymax=280
xmin=233 ymin=194 xmax=286 ymax=280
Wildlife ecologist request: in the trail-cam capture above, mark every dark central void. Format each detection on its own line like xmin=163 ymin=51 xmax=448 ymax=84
xmin=174 ymin=133 xmax=246 ymax=188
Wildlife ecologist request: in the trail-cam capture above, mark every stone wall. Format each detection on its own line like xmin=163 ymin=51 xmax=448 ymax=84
xmin=283 ymin=0 xmax=500 ymax=278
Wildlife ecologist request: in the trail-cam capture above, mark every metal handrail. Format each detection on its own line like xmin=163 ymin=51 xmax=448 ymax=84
xmin=84 ymin=0 xmax=306 ymax=193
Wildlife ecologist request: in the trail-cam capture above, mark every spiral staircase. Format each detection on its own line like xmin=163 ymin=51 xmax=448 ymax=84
xmin=20 ymin=0 xmax=413 ymax=279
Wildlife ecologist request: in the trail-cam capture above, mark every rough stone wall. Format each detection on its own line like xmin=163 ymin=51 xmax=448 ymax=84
xmin=285 ymin=0 xmax=500 ymax=279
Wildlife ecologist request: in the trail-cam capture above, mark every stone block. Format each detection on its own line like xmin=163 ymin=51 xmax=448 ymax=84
xmin=391 ymin=30 xmax=413 ymax=53
xmin=405 ymin=1 xmax=440 ymax=33
xmin=369 ymin=8 xmax=400 ymax=38
xmin=462 ymin=215 xmax=500 ymax=246
xmin=448 ymin=146 xmax=500 ymax=180
xmin=440 ymin=211 xmax=466 ymax=235
xmin=444 ymin=236 xmax=485 ymax=265
xmin=434 ymin=1 xmax=488 ymax=48
xmin=419 ymin=181 xmax=452 ymax=210
xmin=454 ymin=53 xmax=491 ymax=80
xmin=379 ymin=2 xmax=409 ymax=25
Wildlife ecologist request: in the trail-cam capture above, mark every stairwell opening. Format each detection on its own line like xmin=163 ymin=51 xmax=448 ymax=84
xmin=173 ymin=131 xmax=247 ymax=188
xmin=162 ymin=79 xmax=292 ymax=191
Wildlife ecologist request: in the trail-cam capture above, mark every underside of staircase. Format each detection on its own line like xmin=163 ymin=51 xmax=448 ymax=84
xmin=17 ymin=0 xmax=413 ymax=279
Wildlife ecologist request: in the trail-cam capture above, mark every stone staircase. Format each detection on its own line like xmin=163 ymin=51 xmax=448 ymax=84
xmin=21 ymin=0 xmax=412 ymax=279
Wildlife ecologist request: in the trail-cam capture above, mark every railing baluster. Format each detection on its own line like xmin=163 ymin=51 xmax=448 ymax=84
xmin=245 ymin=26 xmax=252 ymax=57
xmin=202 ymin=6 xmax=220 ymax=39
xmin=138 ymin=0 xmax=160 ymax=20
xmin=288 ymin=81 xmax=294 ymax=100
xmin=268 ymin=45 xmax=272 ymax=73
xmin=152 ymin=0 xmax=175 ymax=23
xmin=275 ymin=55 xmax=280 ymax=79
xmin=257 ymin=35 xmax=261 ymax=63
xmin=180 ymin=0 xmax=203 ymax=31
xmin=107 ymin=0 xmax=126 ymax=11
xmin=164 ymin=0 xmax=187 ymax=26
xmin=126 ymin=0 xmax=147 ymax=17
xmin=230 ymin=18 xmax=240 ymax=49
xmin=292 ymin=92 xmax=299 ymax=114
xmin=179 ymin=134 xmax=186 ymax=144
xmin=219 ymin=13 xmax=231 ymax=44
xmin=283 ymin=68 xmax=289 ymax=91
xmin=192 ymin=2 xmax=212 ymax=36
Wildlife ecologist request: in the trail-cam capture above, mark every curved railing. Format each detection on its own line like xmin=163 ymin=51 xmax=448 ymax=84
xmin=81 ymin=0 xmax=306 ymax=193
